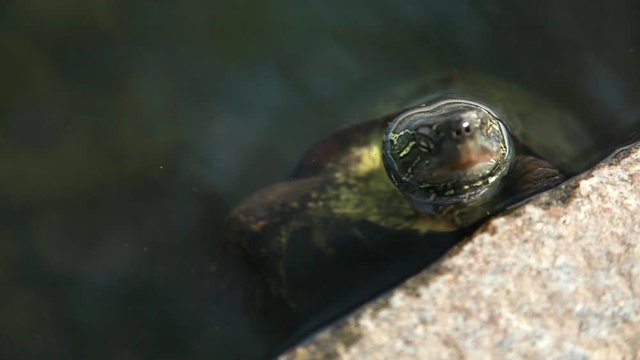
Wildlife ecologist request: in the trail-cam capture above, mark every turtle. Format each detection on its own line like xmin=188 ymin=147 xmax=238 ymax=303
xmin=225 ymin=72 xmax=585 ymax=304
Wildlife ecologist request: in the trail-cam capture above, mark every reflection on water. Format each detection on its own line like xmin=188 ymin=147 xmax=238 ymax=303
xmin=1 ymin=1 xmax=639 ymax=359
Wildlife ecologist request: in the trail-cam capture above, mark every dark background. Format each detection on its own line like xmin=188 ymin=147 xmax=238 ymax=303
xmin=1 ymin=1 xmax=639 ymax=359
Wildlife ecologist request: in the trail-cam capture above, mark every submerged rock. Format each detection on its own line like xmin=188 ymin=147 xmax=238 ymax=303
xmin=281 ymin=142 xmax=640 ymax=359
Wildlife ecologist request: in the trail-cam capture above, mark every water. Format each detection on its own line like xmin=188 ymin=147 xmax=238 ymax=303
xmin=1 ymin=1 xmax=639 ymax=359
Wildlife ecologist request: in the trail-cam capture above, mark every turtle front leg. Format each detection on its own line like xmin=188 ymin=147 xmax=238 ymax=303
xmin=445 ymin=155 xmax=565 ymax=227
xmin=225 ymin=177 xmax=326 ymax=306
xmin=508 ymin=155 xmax=565 ymax=198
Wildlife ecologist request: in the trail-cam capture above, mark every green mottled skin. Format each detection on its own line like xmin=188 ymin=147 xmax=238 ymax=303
xmin=227 ymin=116 xmax=424 ymax=298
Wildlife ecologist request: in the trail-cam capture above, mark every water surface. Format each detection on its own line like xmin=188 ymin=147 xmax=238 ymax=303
xmin=1 ymin=1 xmax=639 ymax=359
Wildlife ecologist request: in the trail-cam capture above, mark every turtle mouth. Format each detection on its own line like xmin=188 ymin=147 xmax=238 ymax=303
xmin=416 ymin=140 xmax=513 ymax=202
xmin=419 ymin=163 xmax=506 ymax=197
xmin=444 ymin=145 xmax=498 ymax=177
xmin=420 ymin=142 xmax=505 ymax=188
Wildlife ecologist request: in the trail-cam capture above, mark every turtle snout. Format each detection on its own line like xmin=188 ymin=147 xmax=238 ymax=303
xmin=451 ymin=119 xmax=474 ymax=141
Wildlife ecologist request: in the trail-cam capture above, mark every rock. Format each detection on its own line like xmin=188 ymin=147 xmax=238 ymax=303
xmin=281 ymin=142 xmax=640 ymax=360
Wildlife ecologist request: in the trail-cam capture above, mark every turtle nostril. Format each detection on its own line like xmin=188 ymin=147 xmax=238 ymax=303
xmin=461 ymin=121 xmax=473 ymax=134
xmin=453 ymin=121 xmax=472 ymax=139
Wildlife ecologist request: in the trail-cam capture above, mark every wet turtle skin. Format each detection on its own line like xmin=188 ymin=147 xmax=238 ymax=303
xmin=225 ymin=75 xmax=567 ymax=303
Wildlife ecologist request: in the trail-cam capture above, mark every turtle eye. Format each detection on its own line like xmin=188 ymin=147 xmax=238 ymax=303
xmin=415 ymin=127 xmax=436 ymax=153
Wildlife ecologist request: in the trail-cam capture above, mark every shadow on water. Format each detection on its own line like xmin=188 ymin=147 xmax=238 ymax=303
xmin=1 ymin=1 xmax=640 ymax=359
xmin=268 ymin=226 xmax=474 ymax=357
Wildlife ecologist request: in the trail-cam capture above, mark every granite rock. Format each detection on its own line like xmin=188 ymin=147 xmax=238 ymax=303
xmin=282 ymin=142 xmax=640 ymax=360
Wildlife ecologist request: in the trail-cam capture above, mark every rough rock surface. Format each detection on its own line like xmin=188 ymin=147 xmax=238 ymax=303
xmin=281 ymin=142 xmax=640 ymax=360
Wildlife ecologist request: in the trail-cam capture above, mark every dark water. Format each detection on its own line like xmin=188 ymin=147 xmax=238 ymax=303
xmin=2 ymin=1 xmax=639 ymax=359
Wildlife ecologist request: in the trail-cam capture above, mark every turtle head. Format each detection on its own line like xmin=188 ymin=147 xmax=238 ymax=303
xmin=383 ymin=99 xmax=514 ymax=213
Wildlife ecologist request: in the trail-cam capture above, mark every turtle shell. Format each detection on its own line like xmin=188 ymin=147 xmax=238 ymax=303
xmin=291 ymin=72 xmax=589 ymax=183
xmin=290 ymin=113 xmax=395 ymax=179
